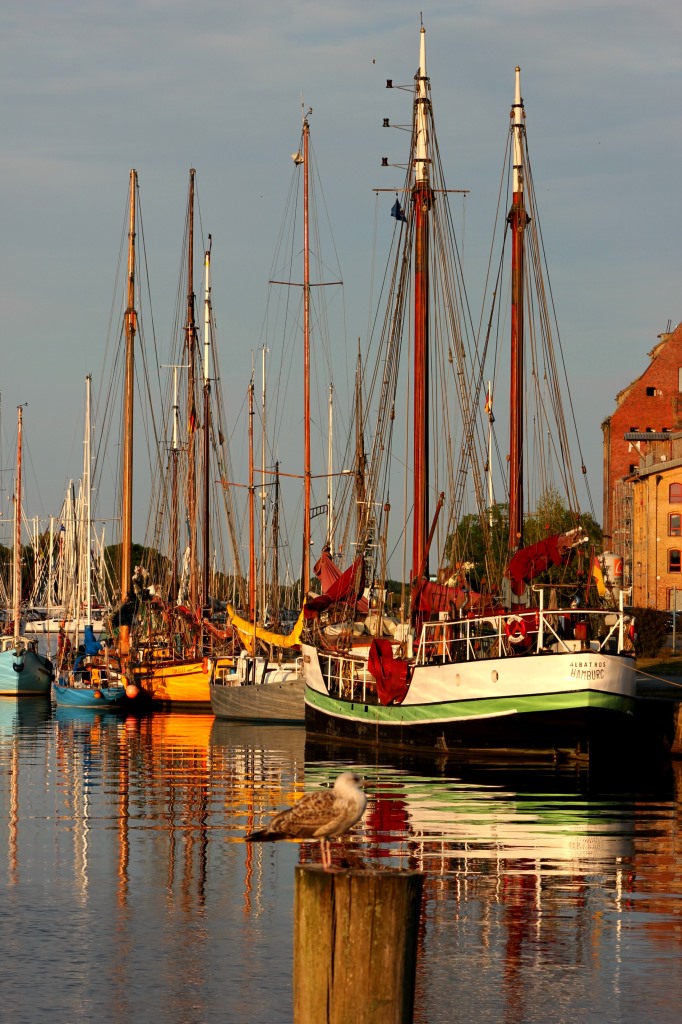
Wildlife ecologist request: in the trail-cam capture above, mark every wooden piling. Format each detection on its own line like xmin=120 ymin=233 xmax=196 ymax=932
xmin=293 ymin=866 xmax=424 ymax=1024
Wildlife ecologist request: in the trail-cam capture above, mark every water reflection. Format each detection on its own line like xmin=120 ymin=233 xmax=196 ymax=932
xmin=0 ymin=706 xmax=680 ymax=1023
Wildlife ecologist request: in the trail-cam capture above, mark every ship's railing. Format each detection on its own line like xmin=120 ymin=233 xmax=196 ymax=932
xmin=321 ymin=652 xmax=376 ymax=703
xmin=316 ymin=604 xmax=632 ymax=699
xmin=414 ymin=606 xmax=632 ymax=666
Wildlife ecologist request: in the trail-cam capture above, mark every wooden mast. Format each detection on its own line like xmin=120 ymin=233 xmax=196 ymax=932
xmin=201 ymin=240 xmax=212 ymax=611
xmin=13 ymin=406 xmax=23 ymax=645
xmin=248 ymin=373 xmax=256 ymax=623
xmin=508 ymin=67 xmax=528 ymax=556
xmin=84 ymin=374 xmax=92 ymax=625
xmin=302 ymin=114 xmax=312 ymax=595
xmin=412 ymin=25 xmax=432 ymax=580
xmin=186 ymin=169 xmax=198 ymax=611
xmin=120 ymin=169 xmax=137 ymax=605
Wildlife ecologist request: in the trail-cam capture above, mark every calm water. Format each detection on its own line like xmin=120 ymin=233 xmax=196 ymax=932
xmin=1 ymin=700 xmax=681 ymax=1024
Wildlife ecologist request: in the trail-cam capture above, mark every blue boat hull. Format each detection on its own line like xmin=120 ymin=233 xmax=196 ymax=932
xmin=52 ymin=680 xmax=127 ymax=709
xmin=0 ymin=648 xmax=53 ymax=696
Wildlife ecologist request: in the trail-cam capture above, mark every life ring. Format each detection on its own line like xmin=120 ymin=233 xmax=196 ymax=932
xmin=505 ymin=615 xmax=527 ymax=645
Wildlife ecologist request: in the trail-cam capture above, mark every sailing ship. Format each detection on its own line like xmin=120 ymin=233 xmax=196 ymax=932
xmin=53 ymin=376 xmax=131 ymax=709
xmin=301 ymin=27 xmax=636 ymax=763
xmin=0 ymin=406 xmax=54 ymax=695
xmin=129 ymin=170 xmax=239 ymax=706
xmin=209 ymin=110 xmax=334 ymax=723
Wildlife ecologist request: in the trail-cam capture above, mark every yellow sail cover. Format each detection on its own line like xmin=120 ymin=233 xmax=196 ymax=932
xmin=227 ymin=605 xmax=304 ymax=653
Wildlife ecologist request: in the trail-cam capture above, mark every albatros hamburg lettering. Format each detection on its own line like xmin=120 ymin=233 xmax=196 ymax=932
xmin=569 ymin=659 xmax=606 ymax=681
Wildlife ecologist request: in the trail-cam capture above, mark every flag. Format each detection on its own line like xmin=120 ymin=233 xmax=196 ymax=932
xmin=484 ymin=385 xmax=494 ymax=422
xmin=591 ymin=556 xmax=606 ymax=598
xmin=391 ymin=199 xmax=406 ymax=222
xmin=188 ymin=398 xmax=197 ymax=435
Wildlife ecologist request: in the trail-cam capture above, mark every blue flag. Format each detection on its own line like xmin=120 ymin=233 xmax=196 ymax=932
xmin=391 ymin=199 xmax=406 ymax=222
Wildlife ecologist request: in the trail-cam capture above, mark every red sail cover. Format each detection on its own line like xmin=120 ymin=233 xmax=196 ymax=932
xmin=368 ymin=638 xmax=410 ymax=705
xmin=305 ymin=549 xmax=369 ymax=617
xmin=411 ymin=578 xmax=479 ymax=616
xmin=507 ymin=534 xmax=569 ymax=596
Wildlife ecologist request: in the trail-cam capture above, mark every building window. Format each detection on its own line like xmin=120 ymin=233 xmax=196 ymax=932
xmin=669 ymin=550 xmax=682 ymax=573
xmin=646 ymin=386 xmax=656 ymax=396
xmin=670 ymin=483 xmax=682 ymax=503
xmin=629 ymin=464 xmax=637 ymax=473
xmin=671 ymin=514 xmax=682 ymax=536
xmin=630 ymin=426 xmax=638 ymax=432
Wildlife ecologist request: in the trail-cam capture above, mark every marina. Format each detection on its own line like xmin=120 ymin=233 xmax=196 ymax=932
xmin=0 ymin=9 xmax=680 ymax=1021
xmin=1 ymin=700 xmax=681 ymax=1023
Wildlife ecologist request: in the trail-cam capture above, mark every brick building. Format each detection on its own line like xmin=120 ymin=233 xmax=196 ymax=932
xmin=602 ymin=321 xmax=682 ymax=605
xmin=630 ymin=444 xmax=682 ymax=609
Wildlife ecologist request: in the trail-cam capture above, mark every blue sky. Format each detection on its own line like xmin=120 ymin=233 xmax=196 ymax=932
xmin=1 ymin=1 xmax=680 ymax=558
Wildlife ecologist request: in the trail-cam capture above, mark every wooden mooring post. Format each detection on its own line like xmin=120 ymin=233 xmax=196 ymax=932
xmin=293 ymin=866 xmax=424 ymax=1024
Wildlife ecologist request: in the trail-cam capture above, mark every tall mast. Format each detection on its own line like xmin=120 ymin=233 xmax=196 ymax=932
xmin=248 ymin=372 xmax=256 ymax=622
xmin=13 ymin=406 xmax=23 ymax=644
xmin=169 ymin=364 xmax=181 ymax=602
xmin=84 ymin=375 xmax=92 ymax=624
xmin=186 ymin=169 xmax=198 ymax=610
xmin=302 ymin=114 xmax=312 ymax=594
xmin=508 ymin=67 xmax=528 ymax=556
xmin=201 ymin=239 xmax=212 ymax=611
xmin=121 ymin=169 xmax=137 ymax=604
xmin=354 ymin=346 xmax=367 ymax=528
xmin=326 ymin=382 xmax=334 ymax=556
xmin=412 ymin=25 xmax=432 ymax=580
xmin=272 ymin=461 xmax=280 ymax=625
xmin=261 ymin=346 xmax=268 ymax=620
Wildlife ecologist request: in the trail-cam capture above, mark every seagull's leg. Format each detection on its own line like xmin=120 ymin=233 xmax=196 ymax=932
xmin=320 ymin=838 xmax=331 ymax=870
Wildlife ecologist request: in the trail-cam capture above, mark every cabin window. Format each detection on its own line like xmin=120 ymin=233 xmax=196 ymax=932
xmin=670 ymin=483 xmax=682 ymax=503
xmin=670 ymin=514 xmax=682 ymax=537
xmin=646 ymin=387 xmax=656 ymax=396
xmin=669 ymin=550 xmax=682 ymax=573
xmin=629 ymin=464 xmax=637 ymax=474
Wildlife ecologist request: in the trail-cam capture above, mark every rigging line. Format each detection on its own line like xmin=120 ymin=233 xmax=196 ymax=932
xmin=523 ymin=137 xmax=595 ymax=518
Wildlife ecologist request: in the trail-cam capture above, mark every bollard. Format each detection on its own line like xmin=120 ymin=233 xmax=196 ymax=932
xmin=294 ymin=866 xmax=424 ymax=1024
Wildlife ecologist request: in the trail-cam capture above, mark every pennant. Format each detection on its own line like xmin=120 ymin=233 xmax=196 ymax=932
xmin=391 ymin=199 xmax=406 ymax=222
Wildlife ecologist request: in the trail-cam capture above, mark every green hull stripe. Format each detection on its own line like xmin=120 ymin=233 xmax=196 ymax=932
xmin=305 ymin=686 xmax=635 ymax=726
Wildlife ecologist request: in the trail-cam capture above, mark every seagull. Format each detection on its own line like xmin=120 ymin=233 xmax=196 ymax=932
xmin=245 ymin=771 xmax=367 ymax=869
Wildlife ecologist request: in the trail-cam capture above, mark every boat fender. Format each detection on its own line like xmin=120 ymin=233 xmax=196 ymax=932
xmin=93 ymin=689 xmax=103 ymax=699
xmin=125 ymin=684 xmax=139 ymax=699
xmin=202 ymin=657 xmax=209 ymax=675
xmin=504 ymin=616 xmax=527 ymax=644
xmin=12 ymin=659 xmax=24 ymax=673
